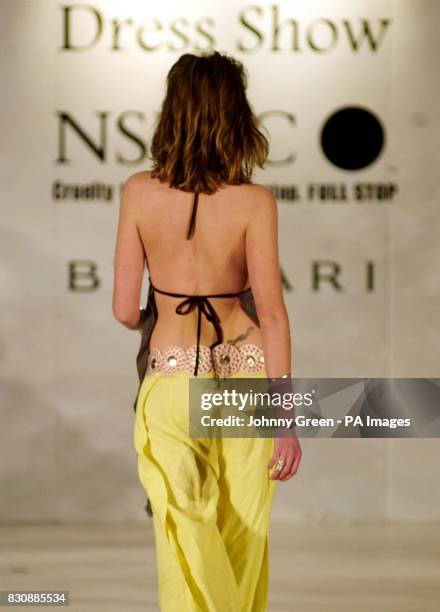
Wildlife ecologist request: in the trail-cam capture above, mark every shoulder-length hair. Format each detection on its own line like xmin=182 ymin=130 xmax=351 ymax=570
xmin=149 ymin=50 xmax=269 ymax=194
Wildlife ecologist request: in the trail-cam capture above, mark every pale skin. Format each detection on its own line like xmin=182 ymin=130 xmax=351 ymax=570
xmin=113 ymin=171 xmax=302 ymax=482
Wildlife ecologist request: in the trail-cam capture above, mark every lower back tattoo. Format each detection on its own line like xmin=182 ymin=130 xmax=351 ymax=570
xmin=226 ymin=326 xmax=255 ymax=346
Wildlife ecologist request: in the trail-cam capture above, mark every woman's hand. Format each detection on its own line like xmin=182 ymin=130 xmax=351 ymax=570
xmin=267 ymin=436 xmax=302 ymax=481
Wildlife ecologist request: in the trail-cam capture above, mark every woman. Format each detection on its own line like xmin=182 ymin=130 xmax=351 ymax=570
xmin=113 ymin=50 xmax=302 ymax=612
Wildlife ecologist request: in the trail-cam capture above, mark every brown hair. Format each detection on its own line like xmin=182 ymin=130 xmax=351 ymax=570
xmin=149 ymin=50 xmax=269 ymax=194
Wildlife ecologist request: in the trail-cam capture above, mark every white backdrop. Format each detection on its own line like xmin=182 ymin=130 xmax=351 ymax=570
xmin=1 ymin=0 xmax=439 ymax=522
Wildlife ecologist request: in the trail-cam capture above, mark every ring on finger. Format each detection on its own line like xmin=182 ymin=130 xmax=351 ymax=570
xmin=274 ymin=458 xmax=286 ymax=471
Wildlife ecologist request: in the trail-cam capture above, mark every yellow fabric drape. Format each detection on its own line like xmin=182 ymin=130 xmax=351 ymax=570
xmin=133 ymin=370 xmax=277 ymax=612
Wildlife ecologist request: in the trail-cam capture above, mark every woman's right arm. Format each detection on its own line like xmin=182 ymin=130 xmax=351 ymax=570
xmin=245 ymin=185 xmax=302 ymax=481
xmin=245 ymin=185 xmax=292 ymax=378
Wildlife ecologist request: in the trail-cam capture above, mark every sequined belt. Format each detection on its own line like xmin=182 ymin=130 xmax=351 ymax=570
xmin=145 ymin=343 xmax=265 ymax=377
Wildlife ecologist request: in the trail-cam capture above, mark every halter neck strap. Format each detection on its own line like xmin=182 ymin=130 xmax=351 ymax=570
xmin=186 ymin=191 xmax=199 ymax=240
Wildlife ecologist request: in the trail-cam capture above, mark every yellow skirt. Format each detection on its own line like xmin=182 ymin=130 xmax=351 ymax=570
xmin=133 ymin=369 xmax=277 ymax=612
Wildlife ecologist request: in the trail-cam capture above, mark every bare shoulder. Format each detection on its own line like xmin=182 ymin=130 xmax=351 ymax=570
xmin=240 ymin=182 xmax=277 ymax=218
xmin=122 ymin=170 xmax=153 ymax=194
xmin=241 ymin=182 xmax=276 ymax=202
xmin=119 ymin=171 xmax=155 ymax=216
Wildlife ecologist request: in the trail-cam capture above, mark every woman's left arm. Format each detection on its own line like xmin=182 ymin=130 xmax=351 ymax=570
xmin=112 ymin=174 xmax=146 ymax=330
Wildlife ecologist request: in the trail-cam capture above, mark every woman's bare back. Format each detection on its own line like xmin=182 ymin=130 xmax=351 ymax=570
xmin=134 ymin=171 xmax=264 ymax=350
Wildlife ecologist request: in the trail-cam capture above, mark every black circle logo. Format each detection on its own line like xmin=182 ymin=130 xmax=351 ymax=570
xmin=320 ymin=106 xmax=385 ymax=170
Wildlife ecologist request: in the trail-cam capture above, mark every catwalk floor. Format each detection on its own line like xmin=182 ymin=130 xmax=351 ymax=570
xmin=1 ymin=521 xmax=439 ymax=611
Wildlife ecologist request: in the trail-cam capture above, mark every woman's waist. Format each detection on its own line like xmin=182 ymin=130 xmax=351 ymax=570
xmin=149 ymin=314 xmax=261 ymax=344
xmin=146 ymin=342 xmax=265 ymax=377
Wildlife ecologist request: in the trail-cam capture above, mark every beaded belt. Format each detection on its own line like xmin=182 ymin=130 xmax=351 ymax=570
xmin=145 ymin=343 xmax=265 ymax=377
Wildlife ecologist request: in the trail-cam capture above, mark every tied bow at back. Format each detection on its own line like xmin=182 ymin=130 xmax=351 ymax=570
xmin=175 ymin=296 xmax=223 ymax=376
